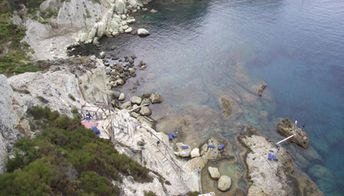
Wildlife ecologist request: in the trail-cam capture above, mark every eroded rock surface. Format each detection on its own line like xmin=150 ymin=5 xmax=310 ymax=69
xmin=218 ymin=95 xmax=243 ymax=120
xmin=277 ymin=118 xmax=309 ymax=148
xmin=0 ymin=75 xmax=18 ymax=172
xmin=2 ymin=57 xmax=199 ymax=195
xmin=239 ymin=134 xmax=323 ymax=196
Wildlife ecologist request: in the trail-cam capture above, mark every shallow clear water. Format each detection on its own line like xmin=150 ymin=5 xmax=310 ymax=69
xmin=100 ymin=0 xmax=344 ymax=194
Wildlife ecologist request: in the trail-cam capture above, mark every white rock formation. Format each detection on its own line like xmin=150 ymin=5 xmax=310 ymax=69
xmin=0 ymin=75 xmax=18 ymax=172
xmin=240 ymin=135 xmax=289 ymax=196
xmin=25 ymin=0 xmax=150 ymax=60
xmin=190 ymin=148 xmax=200 ymax=158
xmin=137 ymin=28 xmax=150 ymax=36
xmin=118 ymin=93 xmax=125 ymax=101
xmin=174 ymin=143 xmax=191 ymax=158
xmin=130 ymin=96 xmax=142 ymax=105
xmin=239 ymin=132 xmax=323 ymax=196
xmin=2 ymin=58 xmax=199 ymax=195
xmin=207 ymin=166 xmax=220 ymax=180
xmin=217 ymin=175 xmax=231 ymax=191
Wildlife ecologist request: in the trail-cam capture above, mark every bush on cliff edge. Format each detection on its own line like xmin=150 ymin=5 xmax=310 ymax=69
xmin=0 ymin=106 xmax=152 ymax=195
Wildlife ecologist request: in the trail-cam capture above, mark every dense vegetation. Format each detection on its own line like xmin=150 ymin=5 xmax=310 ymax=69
xmin=0 ymin=106 xmax=152 ymax=195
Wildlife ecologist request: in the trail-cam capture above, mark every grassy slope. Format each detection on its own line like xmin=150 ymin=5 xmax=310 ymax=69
xmin=0 ymin=107 xmax=152 ymax=195
xmin=0 ymin=0 xmax=57 ymax=75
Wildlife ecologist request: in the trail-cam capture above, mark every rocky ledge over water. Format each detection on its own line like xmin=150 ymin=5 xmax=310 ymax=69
xmin=239 ymin=129 xmax=323 ymax=196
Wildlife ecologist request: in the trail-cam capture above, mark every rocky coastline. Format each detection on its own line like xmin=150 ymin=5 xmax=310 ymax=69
xmin=0 ymin=0 xmax=325 ymax=195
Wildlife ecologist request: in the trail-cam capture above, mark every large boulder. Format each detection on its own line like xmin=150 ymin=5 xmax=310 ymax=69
xmin=130 ymin=96 xmax=142 ymax=105
xmin=137 ymin=28 xmax=150 ymax=36
xmin=277 ymin=118 xmax=309 ymax=149
xmin=208 ymin=167 xmax=220 ymax=180
xmin=217 ymin=175 xmax=231 ymax=192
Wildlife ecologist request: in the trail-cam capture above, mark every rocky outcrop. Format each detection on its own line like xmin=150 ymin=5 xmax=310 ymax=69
xmin=103 ymin=111 xmax=199 ymax=195
xmin=0 ymin=75 xmax=18 ymax=173
xmin=24 ymin=0 xmax=151 ymax=60
xmin=190 ymin=148 xmax=200 ymax=158
xmin=184 ymin=137 xmax=228 ymax=173
xmin=3 ymin=57 xmax=199 ymax=195
xmin=8 ymin=58 xmax=109 ymax=119
xmin=239 ymin=134 xmax=323 ymax=196
xmin=277 ymin=118 xmax=309 ymax=148
xmin=200 ymin=137 xmax=222 ymax=160
xmin=174 ymin=143 xmax=192 ymax=158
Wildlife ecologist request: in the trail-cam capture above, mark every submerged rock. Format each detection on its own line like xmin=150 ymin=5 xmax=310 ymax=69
xmin=137 ymin=28 xmax=150 ymax=36
xmin=208 ymin=167 xmax=220 ymax=180
xmin=257 ymin=81 xmax=267 ymax=97
xmin=308 ymin=164 xmax=334 ymax=180
xmin=150 ymin=93 xmax=162 ymax=104
xmin=139 ymin=106 xmax=151 ymax=116
xmin=217 ymin=175 xmax=231 ymax=191
xmin=219 ymin=96 xmax=233 ymax=117
xmin=277 ymin=118 xmax=309 ymax=149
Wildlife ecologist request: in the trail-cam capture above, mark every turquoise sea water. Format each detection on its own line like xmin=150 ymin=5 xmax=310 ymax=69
xmin=100 ymin=0 xmax=344 ymax=194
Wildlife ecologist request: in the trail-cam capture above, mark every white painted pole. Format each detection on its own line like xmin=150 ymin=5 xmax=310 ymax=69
xmin=276 ymin=134 xmax=296 ymax=145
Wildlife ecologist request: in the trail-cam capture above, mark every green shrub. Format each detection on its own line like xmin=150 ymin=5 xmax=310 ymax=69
xmin=186 ymin=191 xmax=200 ymax=196
xmin=68 ymin=94 xmax=76 ymax=101
xmin=80 ymin=171 xmax=120 ymax=195
xmin=0 ymin=106 xmax=152 ymax=195
xmin=144 ymin=191 xmax=157 ymax=196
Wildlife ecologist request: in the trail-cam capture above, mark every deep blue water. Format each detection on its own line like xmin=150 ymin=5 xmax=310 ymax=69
xmin=101 ymin=0 xmax=344 ymax=194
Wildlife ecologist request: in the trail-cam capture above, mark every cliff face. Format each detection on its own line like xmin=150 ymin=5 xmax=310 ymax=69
xmin=0 ymin=75 xmax=18 ymax=173
xmin=0 ymin=57 xmax=200 ymax=195
xmin=24 ymin=0 xmax=148 ymax=60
